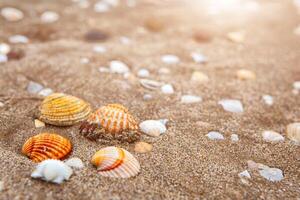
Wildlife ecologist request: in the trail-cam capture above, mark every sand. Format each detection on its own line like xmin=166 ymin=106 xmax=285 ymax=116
xmin=0 ymin=0 xmax=300 ymax=199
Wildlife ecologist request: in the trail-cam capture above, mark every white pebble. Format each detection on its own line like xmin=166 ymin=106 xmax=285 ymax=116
xmin=38 ymin=88 xmax=53 ymax=97
xmin=9 ymin=35 xmax=29 ymax=44
xmin=109 ymin=60 xmax=129 ymax=74
xmin=206 ymin=131 xmax=224 ymax=140
xmin=34 ymin=119 xmax=45 ymax=128
xmin=293 ymin=81 xmax=300 ymax=90
xmin=40 ymin=11 xmax=59 ymax=23
xmin=262 ymin=130 xmax=284 ymax=142
xmin=191 ymin=52 xmax=207 ymax=64
xmin=262 ymin=95 xmax=274 ymax=106
xmin=120 ymin=36 xmax=131 ymax=45
xmin=1 ymin=7 xmax=23 ymax=22
xmin=0 ymin=43 xmax=10 ymax=55
xmin=181 ymin=95 xmax=202 ymax=104
xmin=93 ymin=45 xmax=107 ymax=53
xmin=0 ymin=102 xmax=4 ymax=107
xmin=65 ymin=157 xmax=84 ymax=169
xmin=218 ymin=99 xmax=244 ymax=113
xmin=161 ymin=84 xmax=174 ymax=94
xmin=231 ymin=134 xmax=239 ymax=142
xmin=259 ymin=167 xmax=284 ymax=182
xmin=94 ymin=2 xmax=110 ymax=12
xmin=238 ymin=170 xmax=251 ymax=179
xmin=158 ymin=119 xmax=169 ymax=126
xmin=31 ymin=160 xmax=73 ymax=184
xmin=27 ymin=81 xmax=44 ymax=94
xmin=137 ymin=68 xmax=150 ymax=78
xmin=98 ymin=66 xmax=110 ymax=73
xmin=161 ymin=55 xmax=180 ymax=64
xmin=0 ymin=55 xmax=7 ymax=63
xmin=139 ymin=120 xmax=167 ymax=137
xmin=143 ymin=94 xmax=153 ymax=100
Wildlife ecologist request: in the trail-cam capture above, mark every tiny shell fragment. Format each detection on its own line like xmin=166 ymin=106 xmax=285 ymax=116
xmin=236 ymin=69 xmax=256 ymax=80
xmin=134 ymin=142 xmax=153 ymax=153
xmin=34 ymin=119 xmax=45 ymax=128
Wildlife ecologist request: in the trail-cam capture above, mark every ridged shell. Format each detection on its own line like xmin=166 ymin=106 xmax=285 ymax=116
xmin=287 ymin=123 xmax=300 ymax=143
xmin=39 ymin=93 xmax=91 ymax=126
xmin=86 ymin=104 xmax=138 ymax=133
xmin=22 ymin=133 xmax=72 ymax=162
xmin=91 ymin=146 xmax=140 ymax=178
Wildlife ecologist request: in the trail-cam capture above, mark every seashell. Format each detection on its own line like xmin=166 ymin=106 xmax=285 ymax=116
xmin=191 ymin=52 xmax=207 ymax=64
xmin=140 ymin=79 xmax=163 ymax=90
xmin=262 ymin=95 xmax=273 ymax=106
xmin=139 ymin=120 xmax=166 ymax=137
xmin=40 ymin=11 xmax=59 ymax=23
xmin=27 ymin=81 xmax=43 ymax=94
xmin=65 ymin=157 xmax=84 ymax=169
xmin=34 ymin=119 xmax=45 ymax=128
xmin=161 ymin=84 xmax=174 ymax=94
xmin=109 ymin=60 xmax=129 ymax=74
xmin=238 ymin=170 xmax=251 ymax=179
xmin=22 ymin=133 xmax=72 ymax=162
xmin=31 ymin=159 xmax=73 ymax=184
xmin=93 ymin=45 xmax=107 ymax=53
xmin=258 ymin=167 xmax=284 ymax=182
xmin=0 ymin=43 xmax=11 ymax=55
xmin=231 ymin=134 xmax=239 ymax=142
xmin=218 ymin=99 xmax=244 ymax=113
xmin=9 ymin=35 xmax=29 ymax=44
xmin=236 ymin=69 xmax=256 ymax=80
xmin=38 ymin=88 xmax=53 ymax=97
xmin=191 ymin=71 xmax=209 ymax=83
xmin=91 ymin=146 xmax=140 ymax=178
xmin=286 ymin=123 xmax=300 ymax=144
xmin=262 ymin=130 xmax=284 ymax=142
xmin=161 ymin=55 xmax=180 ymax=64
xmin=120 ymin=36 xmax=131 ymax=45
xmin=1 ymin=7 xmax=24 ymax=22
xmin=0 ymin=54 xmax=7 ymax=63
xmin=79 ymin=104 xmax=139 ymax=141
xmin=134 ymin=142 xmax=153 ymax=153
xmin=293 ymin=81 xmax=300 ymax=90
xmin=39 ymin=93 xmax=91 ymax=126
xmin=181 ymin=95 xmax=202 ymax=104
xmin=206 ymin=131 xmax=224 ymax=140
xmin=137 ymin=68 xmax=150 ymax=78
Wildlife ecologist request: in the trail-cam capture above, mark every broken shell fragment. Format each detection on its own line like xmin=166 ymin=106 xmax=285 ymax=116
xmin=140 ymin=79 xmax=163 ymax=90
xmin=65 ymin=157 xmax=84 ymax=169
xmin=1 ymin=7 xmax=24 ymax=22
xmin=287 ymin=123 xmax=300 ymax=144
xmin=91 ymin=146 xmax=140 ymax=178
xmin=22 ymin=133 xmax=72 ymax=162
xmin=134 ymin=142 xmax=153 ymax=153
xmin=39 ymin=93 xmax=91 ymax=126
xmin=218 ymin=99 xmax=244 ymax=113
xmin=139 ymin=120 xmax=167 ymax=137
xmin=236 ymin=69 xmax=256 ymax=80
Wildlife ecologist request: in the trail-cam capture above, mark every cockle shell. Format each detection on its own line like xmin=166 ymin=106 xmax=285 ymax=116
xmin=31 ymin=159 xmax=73 ymax=184
xmin=91 ymin=146 xmax=140 ymax=178
xmin=22 ymin=133 xmax=72 ymax=162
xmin=287 ymin=123 xmax=300 ymax=144
xmin=39 ymin=93 xmax=91 ymax=126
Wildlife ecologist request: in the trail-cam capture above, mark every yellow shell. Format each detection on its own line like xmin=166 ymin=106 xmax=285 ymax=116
xmin=39 ymin=93 xmax=91 ymax=126
xmin=91 ymin=146 xmax=140 ymax=178
xmin=22 ymin=133 xmax=72 ymax=162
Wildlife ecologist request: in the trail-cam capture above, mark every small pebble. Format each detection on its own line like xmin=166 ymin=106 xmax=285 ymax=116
xmin=41 ymin=11 xmax=59 ymax=23
xmin=181 ymin=95 xmax=202 ymax=104
xmin=137 ymin=69 xmax=150 ymax=78
xmin=206 ymin=131 xmax=224 ymax=140
xmin=236 ymin=69 xmax=256 ymax=80
xmin=84 ymin=30 xmax=109 ymax=42
xmin=0 ymin=43 xmax=11 ymax=55
xmin=94 ymin=1 xmax=110 ymax=13
xmin=143 ymin=94 xmax=153 ymax=100
xmin=134 ymin=142 xmax=153 ymax=153
xmin=27 ymin=81 xmax=44 ymax=94
xmin=9 ymin=35 xmax=29 ymax=44
xmin=227 ymin=31 xmax=245 ymax=43
xmin=65 ymin=157 xmax=84 ymax=169
xmin=144 ymin=18 xmax=164 ymax=32
xmin=1 ymin=7 xmax=24 ymax=22
xmin=0 ymin=55 xmax=7 ymax=63
xmin=262 ymin=130 xmax=284 ymax=142
xmin=161 ymin=55 xmax=180 ymax=64
xmin=109 ymin=60 xmax=129 ymax=74
xmin=99 ymin=66 xmax=110 ymax=73
xmin=139 ymin=120 xmax=167 ymax=137
xmin=191 ymin=71 xmax=209 ymax=83
xmin=161 ymin=84 xmax=174 ymax=94
xmin=239 ymin=170 xmax=251 ymax=179
xmin=0 ymin=102 xmax=4 ymax=107
xmin=259 ymin=167 xmax=284 ymax=182
xmin=38 ymin=88 xmax=53 ymax=97
xmin=34 ymin=119 xmax=45 ymax=128
xmin=218 ymin=99 xmax=244 ymax=113
xmin=293 ymin=81 xmax=300 ymax=90
xmin=93 ymin=45 xmax=107 ymax=53
xmin=262 ymin=95 xmax=274 ymax=106
xmin=191 ymin=52 xmax=207 ymax=64
xmin=231 ymin=134 xmax=239 ymax=142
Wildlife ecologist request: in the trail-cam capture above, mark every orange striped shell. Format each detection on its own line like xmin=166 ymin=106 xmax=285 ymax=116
xmin=91 ymin=146 xmax=140 ymax=178
xmin=22 ymin=133 xmax=72 ymax=162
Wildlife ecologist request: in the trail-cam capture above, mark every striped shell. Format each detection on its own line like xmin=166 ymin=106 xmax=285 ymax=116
xmin=82 ymin=104 xmax=138 ymax=133
xmin=22 ymin=133 xmax=72 ymax=162
xmin=39 ymin=93 xmax=91 ymax=126
xmin=91 ymin=146 xmax=140 ymax=178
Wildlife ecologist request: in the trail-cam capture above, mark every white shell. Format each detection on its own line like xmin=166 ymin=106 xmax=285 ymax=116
xmin=181 ymin=95 xmax=202 ymax=104
xmin=287 ymin=123 xmax=300 ymax=144
xmin=40 ymin=11 xmax=59 ymax=23
xmin=0 ymin=55 xmax=7 ymax=63
xmin=9 ymin=35 xmax=29 ymax=44
xmin=137 ymin=69 xmax=150 ymax=78
xmin=65 ymin=157 xmax=84 ymax=169
xmin=161 ymin=55 xmax=180 ymax=64
xmin=206 ymin=131 xmax=224 ymax=140
xmin=94 ymin=2 xmax=110 ymax=13
xmin=27 ymin=81 xmax=44 ymax=94
xmin=191 ymin=52 xmax=207 ymax=64
xmin=238 ymin=170 xmax=251 ymax=179
xmin=262 ymin=131 xmax=284 ymax=142
xmin=120 ymin=36 xmax=131 ymax=45
xmin=259 ymin=167 xmax=284 ymax=182
xmin=1 ymin=7 xmax=24 ymax=22
xmin=143 ymin=94 xmax=153 ymax=100
xmin=93 ymin=45 xmax=107 ymax=53
xmin=139 ymin=120 xmax=167 ymax=137
xmin=0 ymin=43 xmax=10 ymax=55
xmin=38 ymin=88 xmax=53 ymax=97
xmin=231 ymin=134 xmax=239 ymax=142
xmin=140 ymin=79 xmax=163 ymax=90
xmin=161 ymin=84 xmax=174 ymax=94
xmin=218 ymin=99 xmax=244 ymax=113
xmin=31 ymin=160 xmax=73 ymax=184
xmin=293 ymin=81 xmax=300 ymax=90
xmin=191 ymin=71 xmax=209 ymax=83
xmin=109 ymin=60 xmax=129 ymax=74
xmin=262 ymin=95 xmax=274 ymax=106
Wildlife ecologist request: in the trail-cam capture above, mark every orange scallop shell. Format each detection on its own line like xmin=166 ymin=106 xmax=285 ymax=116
xmin=22 ymin=133 xmax=72 ymax=162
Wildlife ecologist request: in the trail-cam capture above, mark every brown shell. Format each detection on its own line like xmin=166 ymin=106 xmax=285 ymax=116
xmin=39 ymin=93 xmax=91 ymax=126
xmin=22 ymin=133 xmax=72 ymax=162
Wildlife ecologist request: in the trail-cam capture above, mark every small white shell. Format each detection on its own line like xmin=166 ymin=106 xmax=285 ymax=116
xmin=31 ymin=160 xmax=73 ymax=184
xmin=9 ymin=35 xmax=29 ymax=44
xmin=238 ymin=170 xmax=251 ymax=179
xmin=161 ymin=55 xmax=180 ymax=64
xmin=181 ymin=95 xmax=202 ymax=104
xmin=218 ymin=99 xmax=244 ymax=113
xmin=93 ymin=45 xmax=107 ymax=53
xmin=137 ymin=69 xmax=150 ymax=78
xmin=262 ymin=95 xmax=274 ymax=106
xmin=287 ymin=123 xmax=300 ymax=144
xmin=40 ymin=11 xmax=59 ymax=23
xmin=161 ymin=84 xmax=174 ymax=94
xmin=293 ymin=81 xmax=300 ymax=90
xmin=1 ymin=7 xmax=24 ymax=22
xmin=191 ymin=52 xmax=207 ymax=64
xmin=0 ymin=43 xmax=10 ymax=55
xmin=206 ymin=131 xmax=224 ymax=140
xmin=139 ymin=120 xmax=167 ymax=137
xmin=259 ymin=167 xmax=284 ymax=182
xmin=109 ymin=60 xmax=129 ymax=74
xmin=262 ymin=131 xmax=284 ymax=142
xmin=65 ymin=157 xmax=84 ymax=169
xmin=231 ymin=134 xmax=239 ymax=142
xmin=140 ymin=79 xmax=163 ymax=90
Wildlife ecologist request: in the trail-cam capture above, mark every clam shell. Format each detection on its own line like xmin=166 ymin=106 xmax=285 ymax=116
xmin=22 ymin=133 xmax=72 ymax=162
xmin=287 ymin=123 xmax=300 ymax=144
xmin=91 ymin=146 xmax=140 ymax=178
xmin=39 ymin=93 xmax=91 ymax=126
